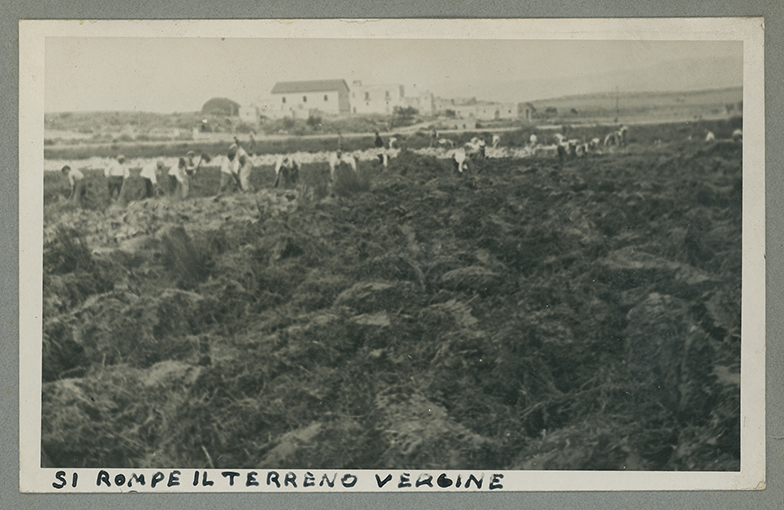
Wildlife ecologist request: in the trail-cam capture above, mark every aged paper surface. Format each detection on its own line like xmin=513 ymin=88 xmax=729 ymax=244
xmin=20 ymin=18 xmax=764 ymax=492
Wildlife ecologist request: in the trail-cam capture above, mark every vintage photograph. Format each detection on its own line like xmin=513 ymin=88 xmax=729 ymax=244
xmin=19 ymin=19 xmax=765 ymax=491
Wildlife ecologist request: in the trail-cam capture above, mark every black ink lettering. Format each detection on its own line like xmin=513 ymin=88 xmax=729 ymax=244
xmin=341 ymin=474 xmax=358 ymax=488
xmin=167 ymin=470 xmax=181 ymax=487
xmin=267 ymin=471 xmax=280 ymax=488
xmin=456 ymin=475 xmax=462 ymax=488
xmin=96 ymin=470 xmax=111 ymax=487
xmin=114 ymin=474 xmax=126 ymax=487
xmin=320 ymin=473 xmax=336 ymax=487
xmin=375 ymin=474 xmax=392 ymax=488
xmin=284 ymin=472 xmax=297 ymax=488
xmin=221 ymin=471 xmax=240 ymax=486
xmin=246 ymin=472 xmax=259 ymax=487
xmin=437 ymin=473 xmax=453 ymax=488
xmin=193 ymin=471 xmax=200 ymax=486
xmin=489 ymin=474 xmax=504 ymax=490
xmin=53 ymin=471 xmax=66 ymax=489
xmin=465 ymin=474 xmax=482 ymax=489
xmin=72 ymin=472 xmax=78 ymax=488
xmin=151 ymin=472 xmax=165 ymax=488
xmin=398 ymin=473 xmax=411 ymax=488
xmin=416 ymin=474 xmax=433 ymax=488
xmin=128 ymin=474 xmax=146 ymax=487
xmin=202 ymin=471 xmax=214 ymax=487
xmin=304 ymin=472 xmax=315 ymax=488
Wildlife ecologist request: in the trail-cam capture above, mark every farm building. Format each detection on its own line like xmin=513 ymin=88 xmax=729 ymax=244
xmin=265 ymin=79 xmax=351 ymax=119
xmin=402 ymin=87 xmax=435 ymax=116
xmin=350 ymin=81 xmax=406 ymax=115
xmin=435 ymin=98 xmax=518 ymax=121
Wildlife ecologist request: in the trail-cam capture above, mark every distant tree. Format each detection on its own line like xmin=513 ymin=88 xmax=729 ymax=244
xmin=282 ymin=117 xmax=295 ymax=130
xmin=544 ymin=106 xmax=558 ymax=116
xmin=393 ymin=106 xmax=419 ymax=118
xmin=306 ymin=115 xmax=322 ymax=130
xmin=201 ymin=97 xmax=240 ymax=116
xmin=444 ymin=109 xmax=456 ymax=118
xmin=570 ymin=108 xmax=579 ymax=115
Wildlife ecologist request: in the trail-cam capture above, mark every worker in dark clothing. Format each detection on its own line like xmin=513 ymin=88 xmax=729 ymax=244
xmin=374 ymin=131 xmax=386 ymax=166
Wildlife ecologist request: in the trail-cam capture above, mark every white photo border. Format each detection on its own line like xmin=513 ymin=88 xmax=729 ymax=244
xmin=19 ymin=17 xmax=765 ymax=492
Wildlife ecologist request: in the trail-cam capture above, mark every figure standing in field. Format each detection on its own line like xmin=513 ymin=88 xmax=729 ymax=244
xmin=104 ymin=154 xmax=129 ymax=202
xmin=337 ymin=130 xmax=343 ymax=152
xmin=168 ymin=158 xmax=189 ymax=199
xmin=430 ymin=129 xmax=438 ymax=148
xmin=139 ymin=160 xmax=164 ymax=199
xmin=61 ymin=165 xmax=86 ymax=207
xmin=329 ymin=151 xmax=358 ymax=183
xmin=374 ymin=131 xmax=387 ymax=167
xmin=452 ymin=148 xmax=469 ymax=175
xmin=185 ymin=151 xmax=199 ymax=177
xmin=236 ymin=143 xmax=254 ymax=192
xmin=217 ymin=144 xmax=241 ymax=196
xmin=248 ymin=134 xmax=257 ymax=156
xmin=618 ymin=125 xmax=629 ymax=146
xmin=274 ymin=155 xmax=300 ymax=188
xmin=529 ymin=131 xmax=538 ymax=148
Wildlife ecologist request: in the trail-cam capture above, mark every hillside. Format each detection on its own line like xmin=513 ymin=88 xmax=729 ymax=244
xmin=527 ymin=87 xmax=743 ymax=123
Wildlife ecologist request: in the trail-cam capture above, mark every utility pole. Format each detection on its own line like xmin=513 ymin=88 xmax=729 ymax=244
xmin=614 ymin=85 xmax=620 ymax=124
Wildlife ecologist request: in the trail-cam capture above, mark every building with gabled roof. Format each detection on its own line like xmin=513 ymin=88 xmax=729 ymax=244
xmin=266 ymin=79 xmax=350 ymax=118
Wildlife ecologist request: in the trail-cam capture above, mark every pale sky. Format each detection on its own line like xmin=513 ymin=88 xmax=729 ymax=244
xmin=45 ymin=38 xmax=743 ymax=113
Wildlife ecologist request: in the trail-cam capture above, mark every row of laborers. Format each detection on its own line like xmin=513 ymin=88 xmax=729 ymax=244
xmin=59 ymin=137 xmax=369 ymax=207
xmin=60 ymin=126 xmax=744 ymax=205
xmin=56 ymin=127 xmax=629 ymax=204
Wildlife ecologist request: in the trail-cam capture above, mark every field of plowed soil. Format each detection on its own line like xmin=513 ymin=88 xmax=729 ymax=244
xmin=41 ymin=137 xmax=742 ymax=471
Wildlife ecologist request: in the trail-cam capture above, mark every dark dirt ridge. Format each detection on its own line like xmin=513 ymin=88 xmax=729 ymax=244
xmin=42 ymin=141 xmax=741 ymax=471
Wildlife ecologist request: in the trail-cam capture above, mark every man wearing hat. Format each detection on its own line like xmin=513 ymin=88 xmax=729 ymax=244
xmin=139 ymin=159 xmax=164 ymax=198
xmin=104 ymin=154 xmax=129 ymax=201
xmin=185 ymin=151 xmax=200 ymax=176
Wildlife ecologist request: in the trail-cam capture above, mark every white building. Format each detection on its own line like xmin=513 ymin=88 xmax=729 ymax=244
xmin=435 ymin=98 xmax=518 ymax=120
xmin=264 ymin=80 xmax=351 ymax=119
xmin=350 ymin=81 xmax=406 ymax=115
xmin=403 ymin=87 xmax=435 ymax=116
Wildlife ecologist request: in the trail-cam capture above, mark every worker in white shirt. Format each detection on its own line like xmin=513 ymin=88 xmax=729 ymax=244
xmin=529 ymin=132 xmax=538 ymax=147
xmin=236 ymin=144 xmax=254 ymax=192
xmin=329 ymin=151 xmax=358 ymax=182
xmin=104 ymin=154 xmax=129 ymax=201
xmin=217 ymin=144 xmax=241 ymax=196
xmin=61 ymin=165 xmax=86 ymax=206
xmin=168 ymin=158 xmax=189 ymax=199
xmin=139 ymin=160 xmax=164 ymax=198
